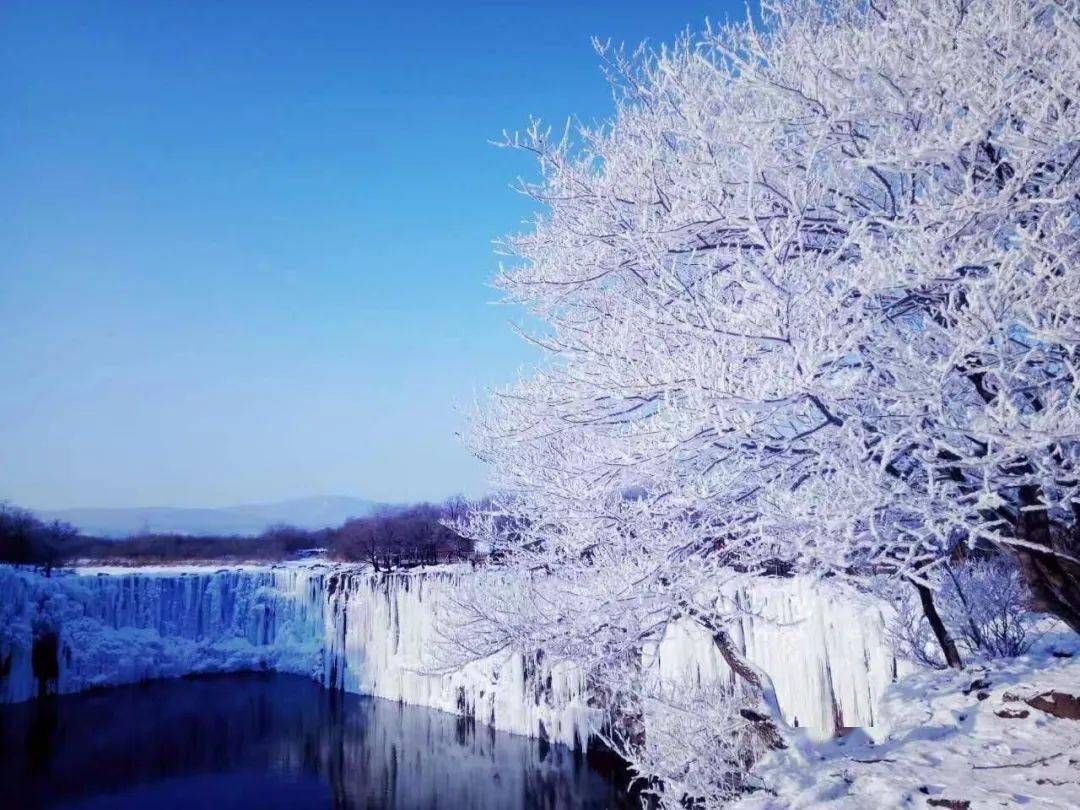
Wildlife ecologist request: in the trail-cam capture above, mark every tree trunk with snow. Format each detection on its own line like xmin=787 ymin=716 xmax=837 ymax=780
xmin=913 ymin=581 xmax=964 ymax=670
xmin=1014 ymin=486 xmax=1080 ymax=634
xmin=706 ymin=623 xmax=788 ymax=750
xmin=453 ymin=0 xmax=1080 ymax=803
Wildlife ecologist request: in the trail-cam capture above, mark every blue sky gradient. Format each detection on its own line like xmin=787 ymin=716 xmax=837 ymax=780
xmin=1 ymin=1 xmax=740 ymax=509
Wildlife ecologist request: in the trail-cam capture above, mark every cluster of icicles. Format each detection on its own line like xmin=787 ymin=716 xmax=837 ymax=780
xmin=0 ymin=563 xmax=896 ymax=745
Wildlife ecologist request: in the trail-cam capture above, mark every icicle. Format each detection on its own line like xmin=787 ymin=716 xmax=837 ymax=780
xmin=0 ymin=565 xmax=896 ymax=743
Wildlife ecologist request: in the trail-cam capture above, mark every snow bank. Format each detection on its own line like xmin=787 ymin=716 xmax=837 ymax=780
xmin=734 ymin=635 xmax=1080 ymax=808
xmin=0 ymin=564 xmax=897 ymax=744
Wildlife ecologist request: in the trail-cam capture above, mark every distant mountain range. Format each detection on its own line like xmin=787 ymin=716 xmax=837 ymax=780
xmin=35 ymin=496 xmax=382 ymax=538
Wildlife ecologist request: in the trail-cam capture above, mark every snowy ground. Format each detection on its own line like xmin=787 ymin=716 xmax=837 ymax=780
xmin=736 ymin=634 xmax=1080 ymax=809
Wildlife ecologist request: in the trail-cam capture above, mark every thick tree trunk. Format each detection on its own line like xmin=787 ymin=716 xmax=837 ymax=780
xmin=1013 ymin=485 xmax=1080 ymax=633
xmin=688 ymin=611 xmax=787 ymax=750
xmin=913 ymin=580 xmax=964 ymax=669
xmin=710 ymin=628 xmax=788 ymax=749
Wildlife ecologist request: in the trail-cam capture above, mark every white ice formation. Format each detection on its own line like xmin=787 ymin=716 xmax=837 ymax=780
xmin=0 ymin=564 xmax=896 ymax=744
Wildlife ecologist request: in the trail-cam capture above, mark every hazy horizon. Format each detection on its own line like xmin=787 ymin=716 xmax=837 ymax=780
xmin=25 ymin=492 xmax=381 ymax=513
xmin=32 ymin=494 xmax=388 ymax=536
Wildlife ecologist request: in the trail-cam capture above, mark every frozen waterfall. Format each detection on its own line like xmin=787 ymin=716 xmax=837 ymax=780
xmin=0 ymin=564 xmax=897 ymax=744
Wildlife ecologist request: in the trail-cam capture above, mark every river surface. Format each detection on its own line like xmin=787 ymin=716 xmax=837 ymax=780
xmin=0 ymin=673 xmax=635 ymax=809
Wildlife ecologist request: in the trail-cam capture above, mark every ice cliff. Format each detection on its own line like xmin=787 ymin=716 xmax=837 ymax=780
xmin=0 ymin=564 xmax=897 ymax=744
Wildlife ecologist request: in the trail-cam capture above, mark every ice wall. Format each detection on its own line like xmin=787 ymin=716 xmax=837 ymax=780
xmin=0 ymin=564 xmax=590 ymax=745
xmin=0 ymin=565 xmax=325 ymax=704
xmin=320 ymin=569 xmax=592 ymax=746
xmin=0 ymin=564 xmax=897 ymax=743
xmin=656 ymin=577 xmax=897 ymax=737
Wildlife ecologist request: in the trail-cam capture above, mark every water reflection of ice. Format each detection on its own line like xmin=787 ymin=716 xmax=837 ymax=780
xmin=0 ymin=673 xmax=632 ymax=809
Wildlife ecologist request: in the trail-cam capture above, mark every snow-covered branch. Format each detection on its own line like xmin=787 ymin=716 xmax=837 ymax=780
xmin=453 ymin=0 xmax=1079 ymax=804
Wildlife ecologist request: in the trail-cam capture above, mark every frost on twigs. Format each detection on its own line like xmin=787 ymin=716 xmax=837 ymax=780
xmin=456 ymin=0 xmax=1080 ymax=802
xmin=940 ymin=557 xmax=1039 ymax=659
xmin=596 ymin=668 xmax=774 ymax=808
xmin=889 ymin=587 xmax=951 ymax=670
xmin=888 ymin=556 xmax=1040 ymax=668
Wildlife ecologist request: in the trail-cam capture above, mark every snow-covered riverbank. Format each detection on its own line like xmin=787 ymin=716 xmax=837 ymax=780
xmin=0 ymin=563 xmax=897 ymax=745
xmin=734 ymin=639 xmax=1080 ymax=808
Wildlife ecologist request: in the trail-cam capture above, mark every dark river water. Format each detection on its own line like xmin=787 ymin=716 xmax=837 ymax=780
xmin=0 ymin=673 xmax=636 ymax=809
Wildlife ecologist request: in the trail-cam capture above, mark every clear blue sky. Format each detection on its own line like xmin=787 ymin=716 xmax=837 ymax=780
xmin=0 ymin=0 xmax=740 ymax=510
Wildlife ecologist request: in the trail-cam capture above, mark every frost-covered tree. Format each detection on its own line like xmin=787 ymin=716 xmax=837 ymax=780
xmin=455 ymin=0 xmax=1078 ymax=802
xmin=888 ymin=554 xmax=1038 ymax=667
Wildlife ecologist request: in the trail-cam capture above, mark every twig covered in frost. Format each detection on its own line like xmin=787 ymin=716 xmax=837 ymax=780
xmin=449 ymin=0 xmax=1079 ymax=802
xmin=889 ymin=555 xmax=1038 ymax=666
xmin=941 ymin=557 xmax=1038 ymax=659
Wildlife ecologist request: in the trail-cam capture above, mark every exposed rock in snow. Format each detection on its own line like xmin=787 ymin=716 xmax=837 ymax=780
xmin=0 ymin=564 xmax=897 ymax=747
xmin=1023 ymin=690 xmax=1080 ymax=722
xmin=733 ymin=636 xmax=1080 ymax=809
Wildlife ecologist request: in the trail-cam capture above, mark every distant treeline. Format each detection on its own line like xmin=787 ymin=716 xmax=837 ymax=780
xmin=0 ymin=505 xmax=78 ymax=574
xmin=0 ymin=500 xmax=475 ymax=571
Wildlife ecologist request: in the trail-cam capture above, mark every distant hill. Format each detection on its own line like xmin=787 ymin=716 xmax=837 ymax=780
xmin=35 ymin=496 xmax=381 ymax=538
